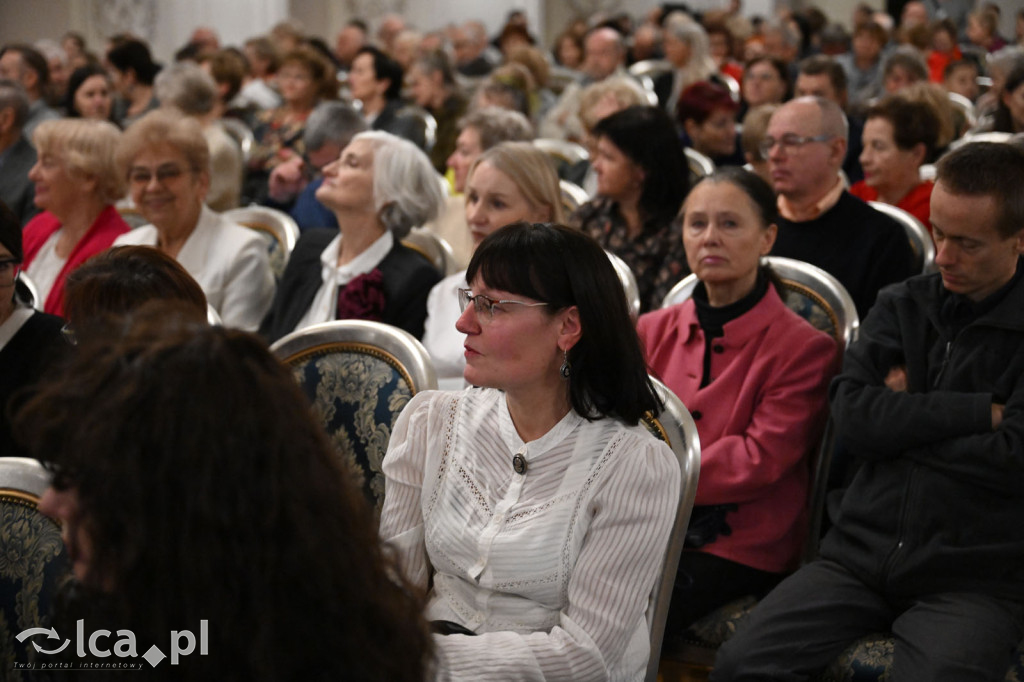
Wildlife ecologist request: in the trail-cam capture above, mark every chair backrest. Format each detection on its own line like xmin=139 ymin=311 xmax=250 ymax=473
xmin=640 ymin=378 xmax=702 ymax=682
xmin=116 ymin=203 xmax=150 ymax=229
xmin=271 ymin=320 xmax=437 ymax=516
xmin=560 ymin=179 xmax=590 ymax=214
xmin=684 ymin=147 xmax=715 ymax=184
xmin=0 ymin=458 xmax=70 ymax=677
xmin=16 ymin=271 xmax=39 ymax=308
xmin=222 ymin=205 xmax=300 ymax=280
xmin=533 ymin=138 xmax=590 ymax=167
xmin=219 ymin=117 xmax=255 ymax=164
xmin=402 ymin=228 xmax=455 ymax=276
xmin=660 ymin=256 xmax=859 ymax=349
xmin=867 ymin=201 xmax=936 ymax=275
xmin=548 ymin=65 xmax=580 ymax=95
xmin=207 ymin=304 xmax=223 ymax=326
xmin=395 ymin=105 xmax=438 ymax=153
xmin=605 ymin=250 xmax=641 ymax=321
xmin=628 ymin=59 xmax=673 ymax=81
xmin=946 ymin=91 xmax=977 ymax=130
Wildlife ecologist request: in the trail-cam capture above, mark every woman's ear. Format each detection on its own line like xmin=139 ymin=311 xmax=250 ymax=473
xmin=760 ymin=222 xmax=778 ymax=255
xmin=558 ymin=305 xmax=582 ymax=352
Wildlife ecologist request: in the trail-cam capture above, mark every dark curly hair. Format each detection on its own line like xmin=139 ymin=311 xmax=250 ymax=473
xmin=16 ymin=305 xmax=431 ymax=682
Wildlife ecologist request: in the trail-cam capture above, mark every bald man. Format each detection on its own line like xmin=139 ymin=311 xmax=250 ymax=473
xmin=540 ymin=27 xmax=629 ymax=142
xmin=765 ymin=96 xmax=914 ymax=318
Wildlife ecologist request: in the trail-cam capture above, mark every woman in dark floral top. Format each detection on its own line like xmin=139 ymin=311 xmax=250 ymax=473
xmin=570 ymin=105 xmax=691 ymax=311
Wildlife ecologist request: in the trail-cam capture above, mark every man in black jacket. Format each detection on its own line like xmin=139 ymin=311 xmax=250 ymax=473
xmin=713 ymin=141 xmax=1024 ymax=680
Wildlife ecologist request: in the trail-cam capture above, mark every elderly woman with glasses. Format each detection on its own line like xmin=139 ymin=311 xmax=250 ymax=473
xmin=22 ymin=118 xmax=131 ymax=316
xmin=260 ymin=131 xmax=444 ymax=343
xmin=380 ymin=222 xmax=679 ymax=680
xmin=113 ymin=109 xmax=275 ymax=331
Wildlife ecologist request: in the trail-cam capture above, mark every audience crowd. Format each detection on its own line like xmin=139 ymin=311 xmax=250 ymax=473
xmin=3 ymin=2 xmax=1024 ymax=679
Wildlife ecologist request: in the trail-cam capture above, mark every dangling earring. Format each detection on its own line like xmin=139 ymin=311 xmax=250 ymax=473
xmin=559 ymin=349 xmax=571 ymax=379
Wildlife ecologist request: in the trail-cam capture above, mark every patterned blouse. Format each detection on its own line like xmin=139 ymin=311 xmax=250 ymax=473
xmin=571 ymin=197 xmax=690 ymax=312
xmin=248 ymin=107 xmax=311 ymax=173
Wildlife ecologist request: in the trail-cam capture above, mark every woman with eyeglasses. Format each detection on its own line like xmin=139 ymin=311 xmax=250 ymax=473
xmin=380 ymin=222 xmax=680 ymax=680
xmin=113 ymin=109 xmax=275 ymax=331
xmin=422 ymin=142 xmax=563 ymax=389
xmin=259 ymin=131 xmax=444 ymax=343
xmin=0 ymin=201 xmax=66 ymax=457
xmin=22 ymin=118 xmax=131 ymax=317
xmin=637 ymin=168 xmax=838 ymax=633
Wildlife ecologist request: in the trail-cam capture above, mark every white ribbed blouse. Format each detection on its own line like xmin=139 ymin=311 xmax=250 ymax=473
xmin=380 ymin=388 xmax=680 ymax=681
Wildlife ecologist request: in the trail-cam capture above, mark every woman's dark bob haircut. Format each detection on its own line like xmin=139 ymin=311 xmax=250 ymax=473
xmin=592 ymin=105 xmax=690 ymax=227
xmin=466 ymin=222 xmax=662 ymax=424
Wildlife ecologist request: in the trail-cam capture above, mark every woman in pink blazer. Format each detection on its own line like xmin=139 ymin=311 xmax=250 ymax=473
xmin=638 ymin=167 xmax=840 ymax=635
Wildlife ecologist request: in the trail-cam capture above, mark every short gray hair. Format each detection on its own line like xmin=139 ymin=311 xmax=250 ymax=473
xmin=303 ymin=101 xmax=367 ymax=151
xmin=354 ymin=130 xmax=444 ymax=238
xmin=154 ymin=62 xmax=217 ymax=116
xmin=456 ymin=106 xmax=534 ymax=150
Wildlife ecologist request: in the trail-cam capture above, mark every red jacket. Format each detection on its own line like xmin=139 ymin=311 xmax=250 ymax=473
xmin=850 ymin=180 xmax=934 ymax=235
xmin=638 ymin=284 xmax=839 ymax=572
xmin=22 ymin=205 xmax=131 ymax=316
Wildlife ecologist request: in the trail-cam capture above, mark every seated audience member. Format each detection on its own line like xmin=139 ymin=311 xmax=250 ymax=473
xmin=267 ymin=101 xmax=367 ymax=231
xmin=765 ymin=97 xmax=915 ymax=318
xmin=407 ymin=50 xmax=468 ymax=173
xmin=741 ymin=56 xmax=790 ymax=115
xmin=470 ymin=63 xmax=535 ymax=119
xmin=427 ymin=107 xmax=534 ymax=269
xmin=927 ymin=19 xmax=962 ymax=83
xmin=943 ymin=58 xmax=980 ymax=102
xmin=0 ymin=80 xmax=38 ymax=225
xmin=114 ymin=109 xmax=274 ymax=331
xmin=423 ymin=142 xmax=563 ymax=389
xmin=836 ymin=21 xmax=887 ymax=110
xmin=796 ymin=54 xmax=865 ymax=183
xmin=570 ymin=105 xmax=690 ymax=311
xmin=706 ymin=18 xmax=745 ymax=83
xmin=0 ymin=44 xmax=60 ymax=138
xmin=569 ymin=76 xmax=649 ymax=194
xmin=260 ymin=131 xmax=443 ymax=343
xmin=19 ymin=307 xmax=431 ymax=681
xmin=380 ymin=222 xmax=679 ymax=680
xmin=196 ymin=49 xmax=248 ymax=122
xmin=881 ymin=47 xmax=929 ymax=95
xmin=713 ymin=140 xmax=1024 ymax=682
xmin=639 ymin=167 xmax=837 ymax=631
xmin=347 ymin=46 xmax=425 ymax=149
xmin=991 ymin=65 xmax=1024 ymax=134
xmin=677 ymin=81 xmax=743 ymax=166
xmin=390 ymin=30 xmax=422 ymax=74
xmin=23 ymin=119 xmax=129 ymax=316
xmin=966 ymin=7 xmax=1007 ymax=54
xmin=540 ymin=27 xmax=628 ymax=142
xmin=247 ymin=45 xmax=334 ymax=202
xmin=851 ymin=95 xmax=941 ymax=228
xmin=506 ymin=45 xmax=558 ymax=122
xmin=334 ymin=20 xmax=366 ymax=72
xmin=154 ymin=62 xmax=242 ymax=211
xmin=62 ymin=245 xmax=206 ymax=343
xmin=901 ymin=80 xmax=963 ymax=149
xmin=452 ymin=20 xmax=495 ymax=77
xmin=740 ymin=104 xmax=778 ymax=185
xmin=0 ymin=202 xmax=64 ymax=457
xmin=63 ymin=64 xmax=114 ymax=121
xmin=106 ymin=39 xmax=160 ymax=127
xmin=237 ymin=36 xmax=282 ymax=114
xmin=552 ymin=29 xmax=584 ymax=70
xmin=654 ymin=12 xmax=717 ymax=114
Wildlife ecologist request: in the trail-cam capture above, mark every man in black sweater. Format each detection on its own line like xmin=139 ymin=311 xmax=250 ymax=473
xmin=713 ymin=141 xmax=1024 ymax=680
xmin=763 ymin=96 xmax=914 ymax=320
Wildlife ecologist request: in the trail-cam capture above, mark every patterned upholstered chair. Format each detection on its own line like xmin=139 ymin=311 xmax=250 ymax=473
xmin=222 ymin=205 xmax=300 ymax=280
xmin=641 ymin=378 xmax=702 ymax=682
xmin=657 ymin=257 xmax=858 ymax=679
xmin=271 ymin=321 xmax=437 ymax=518
xmin=0 ymin=457 xmax=70 ymax=680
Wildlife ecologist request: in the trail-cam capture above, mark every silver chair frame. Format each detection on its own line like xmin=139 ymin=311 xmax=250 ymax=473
xmin=868 ymin=201 xmax=936 ymax=274
xmin=0 ymin=457 xmax=50 ymax=499
xmin=605 ymin=250 xmax=641 ymax=321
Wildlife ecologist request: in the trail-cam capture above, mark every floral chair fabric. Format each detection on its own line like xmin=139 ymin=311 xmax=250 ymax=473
xmin=286 ymin=343 xmax=414 ymax=517
xmin=0 ymin=491 xmax=70 ymax=680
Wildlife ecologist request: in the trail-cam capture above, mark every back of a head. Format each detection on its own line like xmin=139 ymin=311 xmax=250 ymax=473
xmin=107 ymin=40 xmax=159 ymax=85
xmin=16 ymin=305 xmax=432 ymax=681
xmin=467 ymin=222 xmax=661 ymax=424
xmin=303 ymin=100 xmax=367 ymax=151
xmin=63 ymin=245 xmax=207 ymax=339
xmin=153 ymin=61 xmax=217 ymax=116
xmin=935 ymin=142 xmax=1024 ymax=238
xmin=458 ymin=106 xmax=534 ymax=150
xmin=0 ymin=78 xmax=29 ymax=130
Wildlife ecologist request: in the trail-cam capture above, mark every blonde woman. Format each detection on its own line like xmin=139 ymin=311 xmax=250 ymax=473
xmin=23 ymin=118 xmax=129 ymax=316
xmin=422 ymin=142 xmax=563 ymax=389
